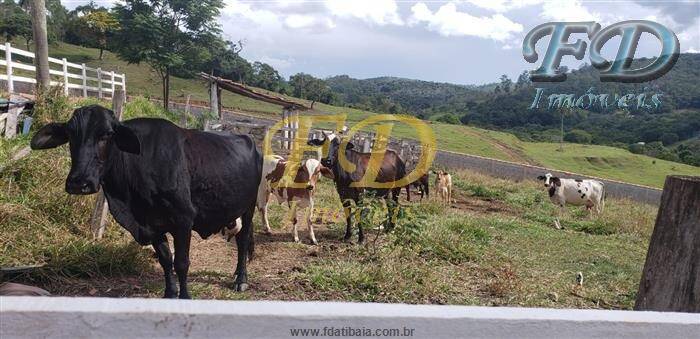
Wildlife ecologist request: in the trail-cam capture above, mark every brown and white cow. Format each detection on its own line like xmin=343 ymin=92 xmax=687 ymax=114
xmin=223 ymin=155 xmax=331 ymax=244
xmin=260 ymin=156 xmax=332 ymax=244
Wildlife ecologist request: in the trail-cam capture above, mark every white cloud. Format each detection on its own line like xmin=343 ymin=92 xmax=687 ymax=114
xmin=409 ymin=3 xmax=523 ymax=42
xmin=259 ymin=55 xmax=295 ymax=70
xmin=540 ymin=0 xmax=599 ymax=22
xmin=325 ymin=0 xmax=404 ymax=26
xmin=221 ymin=0 xmax=280 ymax=27
xmin=466 ymin=0 xmax=543 ymax=13
xmin=283 ymin=14 xmax=336 ymax=33
xmin=686 ymin=48 xmax=699 ymax=53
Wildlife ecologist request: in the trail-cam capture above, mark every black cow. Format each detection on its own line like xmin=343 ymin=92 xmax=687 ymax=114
xmin=410 ymin=173 xmax=429 ymax=201
xmin=30 ymin=105 xmax=261 ymax=299
xmin=308 ymin=133 xmax=408 ymax=243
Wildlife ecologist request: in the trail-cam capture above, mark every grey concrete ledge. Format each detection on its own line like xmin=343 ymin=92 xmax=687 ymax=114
xmin=1 ymin=297 xmax=699 ymax=338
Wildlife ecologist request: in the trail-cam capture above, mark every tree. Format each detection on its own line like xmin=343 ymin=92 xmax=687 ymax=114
xmin=661 ymin=132 xmax=679 ymax=146
xmin=289 ymin=73 xmax=331 ymax=108
xmin=30 ymin=0 xmax=50 ymax=91
xmin=0 ymin=0 xmax=32 ymax=46
xmin=436 ymin=113 xmax=460 ymax=125
xmin=499 ymin=74 xmax=512 ymax=93
xmin=564 ymin=129 xmax=593 ymax=144
xmin=113 ymin=0 xmax=224 ymax=109
xmin=75 ymin=10 xmax=119 ymax=59
xmin=252 ymin=61 xmax=282 ymax=91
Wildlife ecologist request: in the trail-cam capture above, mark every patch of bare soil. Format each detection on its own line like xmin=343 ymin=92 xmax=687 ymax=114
xmin=449 ymin=190 xmax=518 ymax=216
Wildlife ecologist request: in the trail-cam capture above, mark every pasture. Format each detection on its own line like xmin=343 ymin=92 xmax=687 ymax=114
xmin=1 ymin=96 xmax=657 ymax=308
xmin=7 ymin=41 xmax=696 ymax=188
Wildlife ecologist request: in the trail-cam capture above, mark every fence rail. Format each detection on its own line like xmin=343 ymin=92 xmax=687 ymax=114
xmin=0 ymin=42 xmax=125 ymax=98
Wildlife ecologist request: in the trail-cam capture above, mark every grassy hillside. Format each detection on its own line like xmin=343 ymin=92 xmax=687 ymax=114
xmin=26 ymin=42 xmax=698 ymax=187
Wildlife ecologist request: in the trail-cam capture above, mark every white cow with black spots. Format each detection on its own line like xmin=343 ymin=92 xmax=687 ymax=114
xmin=537 ymin=173 xmax=605 ymax=229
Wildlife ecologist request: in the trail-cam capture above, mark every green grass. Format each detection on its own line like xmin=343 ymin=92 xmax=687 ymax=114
xmin=1 ymin=93 xmax=660 ymax=308
xmin=5 ymin=40 xmax=697 ymax=187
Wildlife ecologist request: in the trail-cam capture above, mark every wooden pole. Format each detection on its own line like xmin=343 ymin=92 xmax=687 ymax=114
xmin=90 ymin=89 xmax=126 ymax=239
xmin=97 ymin=68 xmax=103 ymax=99
xmin=30 ymin=0 xmax=50 ymax=92
xmin=206 ymin=80 xmax=218 ymax=131
xmin=5 ymin=42 xmax=13 ymax=93
xmin=282 ymin=109 xmax=289 ymax=150
xmin=635 ymin=175 xmax=700 ymax=312
xmin=181 ymin=94 xmax=191 ymax=128
xmin=62 ymin=58 xmax=69 ymax=95
xmin=3 ymin=104 xmax=20 ymax=139
xmin=81 ymin=64 xmax=87 ymax=97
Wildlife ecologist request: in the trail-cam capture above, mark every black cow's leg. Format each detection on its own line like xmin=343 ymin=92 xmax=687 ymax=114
xmin=358 ymin=207 xmax=367 ymax=244
xmin=152 ymin=234 xmax=177 ymax=299
xmin=386 ymin=189 xmax=401 ymax=230
xmin=173 ymin=229 xmax=192 ymax=299
xmin=342 ymin=199 xmax=353 ymax=242
xmin=234 ymin=206 xmax=254 ymax=292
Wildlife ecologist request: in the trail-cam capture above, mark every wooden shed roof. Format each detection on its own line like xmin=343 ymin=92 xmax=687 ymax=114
xmin=199 ymin=73 xmax=309 ymax=111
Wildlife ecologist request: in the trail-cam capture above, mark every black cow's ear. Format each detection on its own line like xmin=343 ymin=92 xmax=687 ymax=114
xmin=114 ymin=124 xmax=141 ymax=155
xmin=537 ymin=175 xmax=546 ymax=181
xmin=31 ymin=123 xmax=69 ymax=150
xmin=345 ymin=142 xmax=354 ymax=150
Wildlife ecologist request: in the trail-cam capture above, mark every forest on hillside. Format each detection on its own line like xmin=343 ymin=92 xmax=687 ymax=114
xmin=2 ymin=0 xmax=698 ymax=166
xmin=326 ymin=54 xmax=700 ymax=166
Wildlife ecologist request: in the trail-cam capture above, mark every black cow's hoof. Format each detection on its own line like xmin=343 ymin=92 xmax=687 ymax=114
xmin=235 ymin=283 xmax=248 ymax=292
xmin=179 ymin=293 xmax=192 ymax=299
xmin=163 ymin=293 xmax=177 ymax=299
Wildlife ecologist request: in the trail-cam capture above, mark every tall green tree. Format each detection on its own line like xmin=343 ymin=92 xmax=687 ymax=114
xmin=289 ymin=73 xmax=332 ymax=108
xmin=112 ymin=0 xmax=224 ymax=109
xmin=69 ymin=9 xmax=119 ymax=59
xmin=252 ymin=61 xmax=282 ymax=91
xmin=0 ymin=0 xmax=31 ymax=47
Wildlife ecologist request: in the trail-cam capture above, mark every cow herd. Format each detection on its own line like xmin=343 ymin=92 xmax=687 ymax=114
xmin=29 ymin=105 xmax=607 ymax=299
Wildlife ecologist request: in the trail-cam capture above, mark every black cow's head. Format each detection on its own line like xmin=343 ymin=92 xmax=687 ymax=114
xmin=538 ymin=173 xmax=560 ymax=188
xmin=30 ymin=105 xmax=140 ymax=195
xmin=307 ymin=132 xmax=353 ymax=168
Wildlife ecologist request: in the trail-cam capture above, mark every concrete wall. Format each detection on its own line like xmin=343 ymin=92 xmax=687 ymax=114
xmin=2 ymin=297 xmax=698 ymax=338
xmin=435 ymin=150 xmax=663 ymax=205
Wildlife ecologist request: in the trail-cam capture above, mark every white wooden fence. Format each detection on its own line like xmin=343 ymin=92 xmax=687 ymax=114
xmin=0 ymin=42 xmax=125 ymax=98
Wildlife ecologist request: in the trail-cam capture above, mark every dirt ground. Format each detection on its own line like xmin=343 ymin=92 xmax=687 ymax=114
xmin=13 ymin=187 xmax=512 ymax=300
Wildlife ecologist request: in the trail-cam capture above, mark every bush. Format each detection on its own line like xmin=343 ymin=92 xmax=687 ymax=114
xmin=435 ymin=113 xmax=461 ymax=125
xmin=564 ymin=129 xmax=592 ymax=144
xmin=628 ymin=143 xmax=646 ymax=154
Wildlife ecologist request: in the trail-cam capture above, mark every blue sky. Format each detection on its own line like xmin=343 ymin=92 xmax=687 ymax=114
xmin=66 ymin=0 xmax=700 ymax=85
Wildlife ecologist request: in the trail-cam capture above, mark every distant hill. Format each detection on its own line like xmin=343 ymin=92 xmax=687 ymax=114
xmin=325 ymin=54 xmax=700 ymax=166
xmin=326 ymin=75 xmax=489 ymax=118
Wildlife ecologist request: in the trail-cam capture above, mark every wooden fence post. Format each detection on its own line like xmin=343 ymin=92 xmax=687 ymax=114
xmin=635 ymin=175 xmax=700 ymax=312
xmin=97 ymin=68 xmax=103 ymax=99
xmin=4 ymin=104 xmax=20 ymax=139
xmin=61 ymin=58 xmax=69 ymax=95
xmin=205 ymin=80 xmax=218 ymax=131
xmin=81 ymin=63 xmax=87 ymax=97
xmin=282 ymin=109 xmax=289 ymax=150
xmin=5 ymin=42 xmax=13 ymax=93
xmin=90 ymin=89 xmax=126 ymax=239
xmin=110 ymin=71 xmax=115 ymax=98
xmin=181 ymin=94 xmax=191 ymax=127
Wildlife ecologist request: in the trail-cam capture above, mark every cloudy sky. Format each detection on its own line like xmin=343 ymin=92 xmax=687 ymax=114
xmin=68 ymin=0 xmax=700 ymax=85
